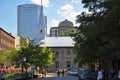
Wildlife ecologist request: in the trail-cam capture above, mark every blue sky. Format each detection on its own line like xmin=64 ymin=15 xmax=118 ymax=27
xmin=0 ymin=0 xmax=85 ymax=34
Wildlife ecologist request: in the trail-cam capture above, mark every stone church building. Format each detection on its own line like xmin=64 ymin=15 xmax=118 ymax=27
xmin=38 ymin=37 xmax=78 ymax=71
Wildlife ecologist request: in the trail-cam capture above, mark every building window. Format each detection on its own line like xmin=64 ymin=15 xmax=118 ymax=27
xmin=61 ymin=50 xmax=65 ymax=59
xmin=67 ymin=61 xmax=70 ymax=68
xmin=55 ymin=51 xmax=59 ymax=58
xmin=66 ymin=50 xmax=71 ymax=58
xmin=55 ymin=61 xmax=59 ymax=68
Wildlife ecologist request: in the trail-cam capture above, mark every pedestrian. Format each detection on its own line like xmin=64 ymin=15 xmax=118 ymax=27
xmin=57 ymin=69 xmax=60 ymax=77
xmin=31 ymin=68 xmax=35 ymax=79
xmin=62 ymin=69 xmax=64 ymax=76
xmin=118 ymin=70 xmax=120 ymax=80
xmin=1 ymin=70 xmax=5 ymax=80
xmin=97 ymin=68 xmax=103 ymax=80
xmin=104 ymin=72 xmax=108 ymax=80
xmin=110 ymin=67 xmax=115 ymax=79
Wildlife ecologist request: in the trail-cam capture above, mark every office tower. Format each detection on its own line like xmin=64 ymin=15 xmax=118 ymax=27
xmin=17 ymin=4 xmax=46 ymax=41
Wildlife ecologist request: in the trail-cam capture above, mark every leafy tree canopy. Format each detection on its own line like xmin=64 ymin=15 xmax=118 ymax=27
xmin=74 ymin=0 xmax=120 ymax=65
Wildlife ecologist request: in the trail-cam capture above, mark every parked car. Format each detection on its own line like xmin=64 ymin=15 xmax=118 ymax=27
xmin=66 ymin=69 xmax=78 ymax=76
xmin=78 ymin=68 xmax=97 ymax=80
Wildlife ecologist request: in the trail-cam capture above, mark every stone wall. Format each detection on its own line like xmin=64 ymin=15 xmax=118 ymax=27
xmin=47 ymin=47 xmax=78 ymax=71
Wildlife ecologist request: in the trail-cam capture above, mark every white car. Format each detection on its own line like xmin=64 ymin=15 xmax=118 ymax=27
xmin=67 ymin=69 xmax=78 ymax=76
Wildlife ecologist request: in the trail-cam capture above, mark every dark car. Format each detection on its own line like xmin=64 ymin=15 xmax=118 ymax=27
xmin=78 ymin=68 xmax=97 ymax=80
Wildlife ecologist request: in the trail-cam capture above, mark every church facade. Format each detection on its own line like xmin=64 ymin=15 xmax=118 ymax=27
xmin=39 ymin=37 xmax=78 ymax=71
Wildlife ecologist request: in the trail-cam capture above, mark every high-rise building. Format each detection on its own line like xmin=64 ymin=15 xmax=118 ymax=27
xmin=17 ymin=4 xmax=46 ymax=41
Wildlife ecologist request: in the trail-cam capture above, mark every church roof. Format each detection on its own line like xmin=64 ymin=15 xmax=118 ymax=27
xmin=59 ymin=19 xmax=74 ymax=27
xmin=38 ymin=37 xmax=74 ymax=47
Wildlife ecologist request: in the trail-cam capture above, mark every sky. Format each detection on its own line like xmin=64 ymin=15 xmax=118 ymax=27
xmin=0 ymin=0 xmax=86 ymax=35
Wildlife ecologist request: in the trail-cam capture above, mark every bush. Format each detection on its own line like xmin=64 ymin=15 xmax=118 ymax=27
xmin=5 ymin=72 xmax=33 ymax=80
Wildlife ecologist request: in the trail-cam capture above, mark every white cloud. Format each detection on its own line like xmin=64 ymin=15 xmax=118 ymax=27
xmin=47 ymin=19 xmax=59 ymax=34
xmin=57 ymin=4 xmax=74 ymax=17
xmin=50 ymin=19 xmax=59 ymax=27
xmin=31 ymin=0 xmax=50 ymax=7
xmin=66 ymin=11 xmax=81 ymax=26
xmin=71 ymin=0 xmax=81 ymax=3
xmin=57 ymin=4 xmax=82 ymax=26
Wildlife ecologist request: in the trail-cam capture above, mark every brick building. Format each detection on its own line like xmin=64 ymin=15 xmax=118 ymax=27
xmin=0 ymin=28 xmax=15 ymax=52
xmin=50 ymin=19 xmax=77 ymax=37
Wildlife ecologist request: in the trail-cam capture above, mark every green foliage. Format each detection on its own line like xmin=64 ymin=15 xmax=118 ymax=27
xmin=33 ymin=47 xmax=53 ymax=67
xmin=66 ymin=29 xmax=76 ymax=37
xmin=18 ymin=38 xmax=53 ymax=68
xmin=59 ymin=29 xmax=76 ymax=37
xmin=59 ymin=32 xmax=65 ymax=36
xmin=0 ymin=48 xmax=19 ymax=65
xmin=5 ymin=72 xmax=32 ymax=80
xmin=74 ymin=0 xmax=120 ymax=66
xmin=0 ymin=38 xmax=53 ymax=70
xmin=0 ymin=52 xmax=7 ymax=64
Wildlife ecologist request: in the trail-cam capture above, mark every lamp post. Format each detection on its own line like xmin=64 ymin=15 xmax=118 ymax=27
xmin=21 ymin=56 xmax=28 ymax=80
xmin=21 ymin=62 xmax=23 ymax=80
xmin=23 ymin=57 xmax=28 ymax=80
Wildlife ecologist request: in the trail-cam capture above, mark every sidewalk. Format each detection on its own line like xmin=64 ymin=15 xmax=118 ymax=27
xmin=31 ymin=73 xmax=57 ymax=80
xmin=33 ymin=73 xmax=79 ymax=80
xmin=47 ymin=73 xmax=56 ymax=77
xmin=42 ymin=72 xmax=57 ymax=77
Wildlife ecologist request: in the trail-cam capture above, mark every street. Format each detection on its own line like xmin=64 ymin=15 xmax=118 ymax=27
xmin=39 ymin=76 xmax=79 ymax=80
xmin=34 ymin=73 xmax=79 ymax=80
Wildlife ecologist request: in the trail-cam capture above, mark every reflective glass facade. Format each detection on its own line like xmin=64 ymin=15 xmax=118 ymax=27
xmin=17 ymin=4 xmax=46 ymax=40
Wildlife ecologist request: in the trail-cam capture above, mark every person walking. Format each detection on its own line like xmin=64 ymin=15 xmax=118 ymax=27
xmin=62 ymin=69 xmax=64 ymax=76
xmin=57 ymin=69 xmax=60 ymax=77
xmin=110 ymin=67 xmax=115 ymax=79
xmin=1 ymin=70 xmax=5 ymax=80
xmin=118 ymin=70 xmax=120 ymax=80
xmin=97 ymin=69 xmax=103 ymax=80
xmin=31 ymin=68 xmax=35 ymax=79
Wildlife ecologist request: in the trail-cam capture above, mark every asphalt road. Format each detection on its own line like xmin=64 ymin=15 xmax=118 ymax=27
xmin=36 ymin=76 xmax=79 ymax=80
xmin=34 ymin=73 xmax=79 ymax=80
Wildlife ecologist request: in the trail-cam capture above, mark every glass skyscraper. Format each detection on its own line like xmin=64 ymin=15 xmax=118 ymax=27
xmin=17 ymin=4 xmax=46 ymax=41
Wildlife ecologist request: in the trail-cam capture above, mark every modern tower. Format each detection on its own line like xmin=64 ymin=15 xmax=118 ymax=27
xmin=17 ymin=3 xmax=46 ymax=41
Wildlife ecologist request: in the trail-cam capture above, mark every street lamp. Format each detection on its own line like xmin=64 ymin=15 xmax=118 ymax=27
xmin=21 ymin=57 xmax=28 ymax=80
xmin=23 ymin=57 xmax=28 ymax=80
xmin=23 ymin=57 xmax=26 ymax=62
xmin=21 ymin=58 xmax=24 ymax=80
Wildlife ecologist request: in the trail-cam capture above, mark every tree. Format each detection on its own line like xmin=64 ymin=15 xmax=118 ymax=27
xmin=0 ymin=51 xmax=7 ymax=66
xmin=59 ymin=32 xmax=65 ymax=36
xmin=18 ymin=38 xmax=53 ymax=72
xmin=59 ymin=29 xmax=76 ymax=37
xmin=74 ymin=0 xmax=120 ymax=67
xmin=0 ymin=48 xmax=19 ymax=68
xmin=0 ymin=38 xmax=53 ymax=70
xmin=40 ymin=47 xmax=53 ymax=67
xmin=74 ymin=30 xmax=101 ymax=67
xmin=66 ymin=29 xmax=76 ymax=36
